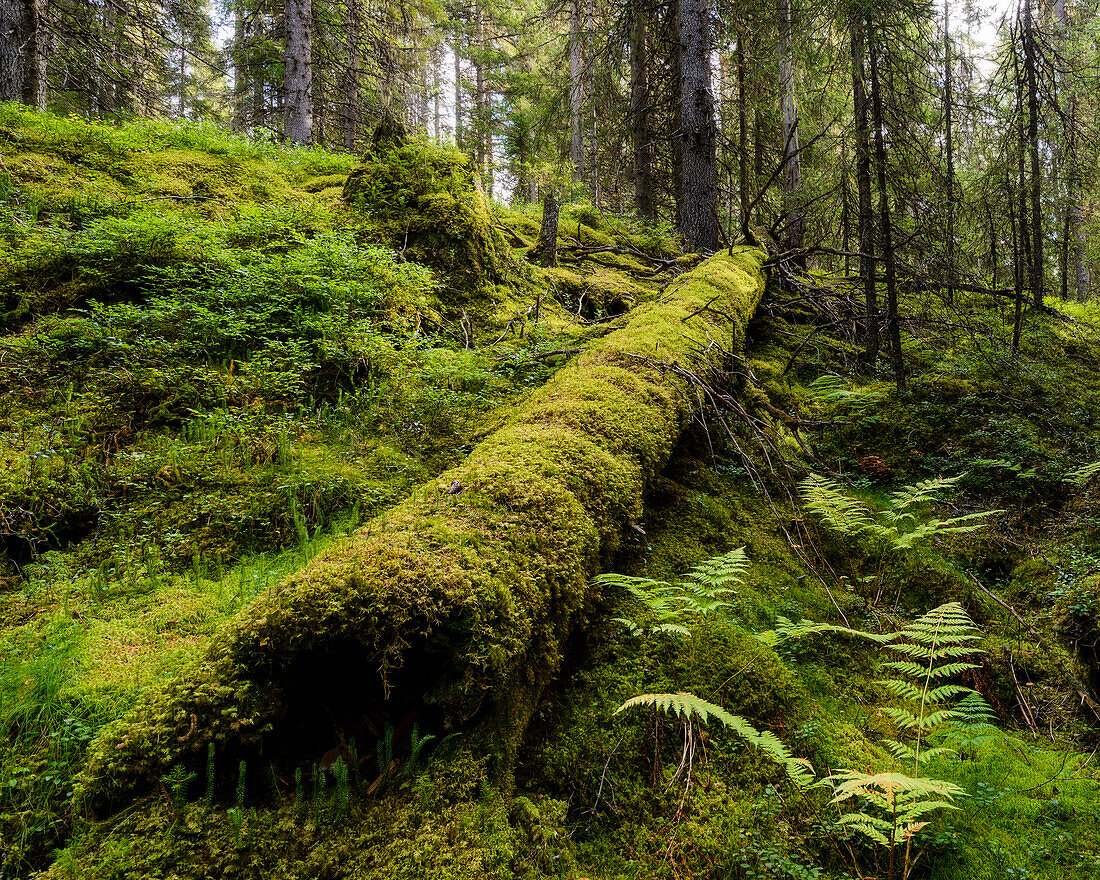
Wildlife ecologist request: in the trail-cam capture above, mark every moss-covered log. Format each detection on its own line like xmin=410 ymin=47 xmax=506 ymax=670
xmin=75 ymin=248 xmax=767 ymax=813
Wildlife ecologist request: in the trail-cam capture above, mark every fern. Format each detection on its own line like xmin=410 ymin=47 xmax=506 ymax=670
xmin=816 ymin=602 xmax=995 ymax=880
xmin=806 ymin=375 xmax=885 ymax=414
xmin=1068 ymin=460 xmax=1100 ymax=487
xmin=798 ymin=474 xmax=999 ymax=604
xmin=615 ymin=692 xmax=814 ymax=788
xmin=595 ymin=547 xmax=747 ymax=638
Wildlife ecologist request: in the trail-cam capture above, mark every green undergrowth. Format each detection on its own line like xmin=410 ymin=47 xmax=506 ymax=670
xmin=4 ymin=106 xmax=1100 ymax=880
xmin=0 ymin=109 xmax=702 ymax=878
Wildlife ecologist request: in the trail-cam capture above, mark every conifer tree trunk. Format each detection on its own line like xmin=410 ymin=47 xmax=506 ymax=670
xmin=232 ymin=4 xmax=248 ymax=131
xmin=341 ymin=0 xmax=360 ymax=152
xmin=850 ymin=5 xmax=878 ymax=369
xmin=21 ymin=0 xmax=42 ymax=109
xmin=943 ymin=0 xmax=955 ymax=304
xmin=284 ymin=0 xmax=313 ymax=145
xmin=629 ymin=6 xmax=655 ymax=220
xmin=0 ymin=0 xmax=33 ymax=104
xmin=538 ymin=191 xmax=559 ymax=267
xmin=737 ymin=35 xmax=750 ymax=240
xmin=453 ymin=35 xmax=463 ymax=146
xmin=776 ymin=0 xmax=804 ymax=254
xmin=868 ymin=21 xmax=903 ymax=392
xmin=569 ymin=0 xmax=586 ymax=185
xmin=1022 ymin=0 xmax=1043 ymax=308
xmin=678 ymin=0 xmax=719 ymax=251
xmin=1054 ymin=0 xmax=1088 ymax=301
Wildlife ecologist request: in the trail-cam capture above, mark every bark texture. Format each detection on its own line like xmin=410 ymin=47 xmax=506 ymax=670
xmin=678 ymin=0 xmax=719 ymax=251
xmin=283 ymin=0 xmax=313 ymax=145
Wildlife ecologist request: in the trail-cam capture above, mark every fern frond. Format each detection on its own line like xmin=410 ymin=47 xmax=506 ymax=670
xmin=615 ymin=692 xmax=814 ymax=787
xmin=835 ymin=813 xmax=892 ymax=845
xmin=885 ymin=476 xmax=963 ymax=512
xmin=799 ymin=474 xmax=882 ymax=541
xmin=651 ymin=623 xmax=692 ymax=638
xmin=1069 ymin=461 xmax=1100 ymax=487
xmin=685 ymin=547 xmax=749 ymax=590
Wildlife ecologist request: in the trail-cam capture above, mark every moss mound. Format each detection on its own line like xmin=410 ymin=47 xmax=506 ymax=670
xmin=342 ymin=140 xmax=513 ymax=291
xmin=74 ymin=249 xmax=767 ymax=814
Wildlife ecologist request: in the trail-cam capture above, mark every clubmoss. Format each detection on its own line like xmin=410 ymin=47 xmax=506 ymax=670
xmin=74 ymin=248 xmax=767 ymax=815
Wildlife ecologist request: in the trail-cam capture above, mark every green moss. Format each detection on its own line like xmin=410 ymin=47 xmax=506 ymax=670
xmin=342 ymin=140 xmax=513 ymax=291
xmin=74 ymin=248 xmax=767 ymax=814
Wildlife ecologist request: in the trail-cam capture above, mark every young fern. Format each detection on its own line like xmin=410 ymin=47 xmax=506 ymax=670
xmin=807 ymin=603 xmax=995 ymax=880
xmin=615 ymin=692 xmax=814 ymax=788
xmin=798 ymin=474 xmax=999 ymax=603
xmin=595 ymin=547 xmax=747 ymax=638
xmin=604 ymin=549 xmax=814 ymax=791
xmin=1068 ymin=460 xmax=1100 ymax=487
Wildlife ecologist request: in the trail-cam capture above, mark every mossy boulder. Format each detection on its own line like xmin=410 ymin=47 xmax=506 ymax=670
xmin=74 ymin=249 xmax=767 ymax=815
xmin=342 ymin=141 xmax=512 ymax=291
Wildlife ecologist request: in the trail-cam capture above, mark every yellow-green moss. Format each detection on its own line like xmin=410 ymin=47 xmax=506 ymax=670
xmin=74 ymin=249 xmax=766 ymax=814
xmin=342 ymin=141 xmax=513 ymax=291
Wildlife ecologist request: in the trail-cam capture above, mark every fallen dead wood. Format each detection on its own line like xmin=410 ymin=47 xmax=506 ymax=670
xmin=76 ymin=248 xmax=768 ymax=814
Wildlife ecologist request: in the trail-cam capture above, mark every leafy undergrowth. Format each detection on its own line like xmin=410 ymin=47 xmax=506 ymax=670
xmin=0 ymin=108 xmax=686 ymax=878
xmin=3 ymin=106 xmax=1100 ymax=880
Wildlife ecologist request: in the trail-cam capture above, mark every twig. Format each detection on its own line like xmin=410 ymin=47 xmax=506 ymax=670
xmin=968 ymin=570 xmax=1100 ymax=726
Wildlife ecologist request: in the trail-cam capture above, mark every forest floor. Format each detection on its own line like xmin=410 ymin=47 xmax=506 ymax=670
xmin=1 ymin=107 xmax=1100 ymax=879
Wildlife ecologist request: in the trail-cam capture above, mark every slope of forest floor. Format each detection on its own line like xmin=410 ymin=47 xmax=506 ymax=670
xmin=1 ymin=109 xmax=1099 ymax=880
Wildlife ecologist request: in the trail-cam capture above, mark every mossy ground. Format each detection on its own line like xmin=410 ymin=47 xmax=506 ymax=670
xmin=2 ymin=108 xmax=1100 ymax=880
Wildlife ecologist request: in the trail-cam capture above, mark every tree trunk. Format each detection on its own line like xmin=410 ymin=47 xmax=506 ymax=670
xmin=678 ymin=0 xmax=719 ymax=252
xmin=776 ymin=0 xmax=804 ymax=254
xmin=1054 ymin=0 xmax=1088 ymax=301
xmin=453 ymin=35 xmax=463 ymax=146
xmin=20 ymin=0 xmax=42 ymax=109
xmin=943 ymin=0 xmax=955 ymax=304
xmin=1022 ymin=0 xmax=1043 ymax=308
xmin=737 ymin=35 xmax=750 ymax=240
xmin=850 ymin=5 xmax=878 ymax=369
xmin=538 ymin=191 xmax=559 ymax=267
xmin=629 ymin=6 xmax=655 ymax=220
xmin=433 ymin=46 xmax=442 ymax=141
xmin=341 ymin=0 xmax=360 ymax=152
xmin=868 ymin=21 xmax=904 ymax=393
xmin=0 ymin=0 xmax=26 ymax=102
xmin=569 ymin=0 xmax=586 ymax=185
xmin=284 ymin=0 xmax=313 ymax=145
xmin=232 ymin=4 xmax=248 ymax=131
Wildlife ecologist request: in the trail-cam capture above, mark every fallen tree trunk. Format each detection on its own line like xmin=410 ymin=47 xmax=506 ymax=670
xmin=75 ymin=248 xmax=767 ymax=814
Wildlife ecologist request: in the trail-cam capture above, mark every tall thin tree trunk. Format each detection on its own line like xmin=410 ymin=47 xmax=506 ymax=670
xmin=850 ymin=4 xmax=878 ymax=369
xmin=629 ymin=6 xmax=655 ymax=220
xmin=453 ymin=36 xmax=462 ymax=146
xmin=678 ymin=0 xmax=719 ymax=251
xmin=869 ymin=20 xmax=904 ymax=392
xmin=233 ymin=4 xmax=248 ymax=131
xmin=776 ymin=0 xmax=804 ymax=254
xmin=737 ymin=35 xmax=750 ymax=240
xmin=21 ymin=0 xmax=43 ymax=109
xmin=568 ymin=0 xmax=586 ymax=184
xmin=1022 ymin=0 xmax=1043 ymax=308
xmin=943 ymin=0 xmax=955 ymax=304
xmin=1054 ymin=0 xmax=1088 ymax=301
xmin=284 ymin=0 xmax=313 ymax=144
xmin=341 ymin=0 xmax=360 ymax=152
xmin=433 ymin=46 xmax=441 ymax=140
